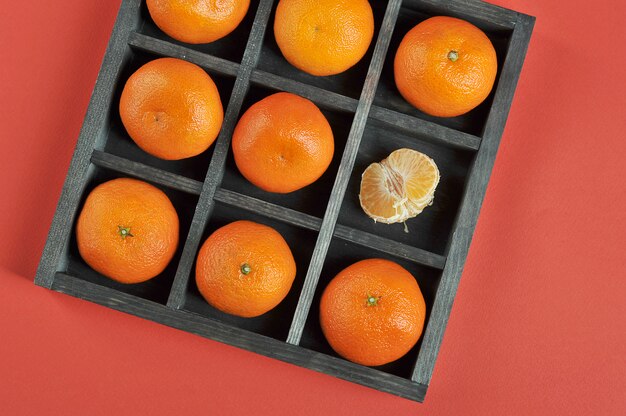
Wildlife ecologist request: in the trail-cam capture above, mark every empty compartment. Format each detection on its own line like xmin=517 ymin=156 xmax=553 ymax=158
xmin=103 ymin=48 xmax=236 ymax=182
xmin=137 ymin=0 xmax=260 ymax=64
xmin=182 ymin=202 xmax=317 ymax=342
xmin=254 ymin=0 xmax=386 ymax=99
xmin=337 ymin=118 xmax=473 ymax=255
xmin=63 ymin=165 xmax=198 ymax=305
xmin=373 ymin=1 xmax=513 ymax=136
xmin=221 ymin=82 xmax=353 ymax=218
xmin=299 ymin=238 xmax=441 ymax=379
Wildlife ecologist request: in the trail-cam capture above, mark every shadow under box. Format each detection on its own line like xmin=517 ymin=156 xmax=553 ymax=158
xmin=299 ymin=238 xmax=442 ymax=379
xmin=63 ymin=166 xmax=198 ymax=305
xmin=182 ymin=202 xmax=317 ymax=342
xmin=103 ymin=48 xmax=236 ymax=182
xmin=337 ymin=117 xmax=474 ymax=256
xmin=220 ymin=83 xmax=353 ymax=219
xmin=255 ymin=0 xmax=386 ymax=100
xmin=137 ymin=0 xmax=260 ymax=64
xmin=373 ymin=2 xmax=513 ymax=136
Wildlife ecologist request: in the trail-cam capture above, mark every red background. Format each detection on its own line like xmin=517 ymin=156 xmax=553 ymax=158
xmin=1 ymin=1 xmax=625 ymax=414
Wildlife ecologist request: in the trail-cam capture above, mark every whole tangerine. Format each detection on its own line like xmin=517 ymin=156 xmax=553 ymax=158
xmin=232 ymin=92 xmax=334 ymax=194
xmin=119 ymin=57 xmax=224 ymax=160
xmin=147 ymin=0 xmax=250 ymax=44
xmin=394 ymin=16 xmax=497 ymax=117
xmin=320 ymin=258 xmax=426 ymax=366
xmin=274 ymin=0 xmax=375 ymax=76
xmin=76 ymin=178 xmax=179 ymax=284
xmin=196 ymin=220 xmax=297 ymax=318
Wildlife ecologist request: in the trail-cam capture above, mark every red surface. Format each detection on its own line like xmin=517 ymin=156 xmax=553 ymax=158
xmin=1 ymin=1 xmax=625 ymax=414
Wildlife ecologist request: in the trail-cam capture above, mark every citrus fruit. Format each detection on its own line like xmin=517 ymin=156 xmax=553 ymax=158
xmin=232 ymin=92 xmax=334 ymax=193
xmin=196 ymin=220 xmax=297 ymax=317
xmin=394 ymin=16 xmax=498 ymax=117
xmin=274 ymin=0 xmax=375 ymax=76
xmin=119 ymin=57 xmax=224 ymax=160
xmin=76 ymin=178 xmax=179 ymax=284
xmin=359 ymin=148 xmax=440 ymax=225
xmin=147 ymin=0 xmax=250 ymax=44
xmin=320 ymin=258 xmax=426 ymax=366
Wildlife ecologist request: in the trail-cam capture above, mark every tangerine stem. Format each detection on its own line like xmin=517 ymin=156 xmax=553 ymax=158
xmin=366 ymin=294 xmax=380 ymax=307
xmin=241 ymin=263 xmax=251 ymax=275
xmin=448 ymin=50 xmax=459 ymax=62
xmin=117 ymin=226 xmax=133 ymax=239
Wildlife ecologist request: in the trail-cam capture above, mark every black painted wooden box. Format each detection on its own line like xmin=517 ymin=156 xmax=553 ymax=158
xmin=35 ymin=0 xmax=534 ymax=402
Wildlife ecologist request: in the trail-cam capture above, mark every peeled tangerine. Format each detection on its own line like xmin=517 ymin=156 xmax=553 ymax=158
xmin=359 ymin=148 xmax=440 ymax=227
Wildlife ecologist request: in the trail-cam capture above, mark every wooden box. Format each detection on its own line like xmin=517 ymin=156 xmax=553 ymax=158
xmin=35 ymin=0 xmax=534 ymax=402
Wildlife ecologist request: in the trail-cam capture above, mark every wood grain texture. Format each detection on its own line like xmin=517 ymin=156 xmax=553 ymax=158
xmin=368 ymin=105 xmax=482 ymax=151
xmin=128 ymin=32 xmax=240 ymax=77
xmin=334 ymin=224 xmax=446 ymax=270
xmin=91 ymin=150 xmax=203 ymax=195
xmin=166 ymin=0 xmax=275 ymax=309
xmin=411 ymin=13 xmax=536 ymax=386
xmin=33 ymin=0 xmax=142 ymax=288
xmin=286 ymin=0 xmax=404 ymax=345
xmin=250 ymin=69 xmax=359 ymax=113
xmin=214 ymin=188 xmax=321 ymax=231
xmin=164 ymin=68 xmax=247 ymax=309
xmin=404 ymin=0 xmax=518 ymax=29
xmin=241 ymin=0 xmax=275 ymax=69
xmin=52 ymin=271 xmax=427 ymax=402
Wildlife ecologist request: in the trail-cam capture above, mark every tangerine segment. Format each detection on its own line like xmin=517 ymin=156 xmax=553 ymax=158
xmin=76 ymin=178 xmax=179 ymax=284
xmin=196 ymin=220 xmax=297 ymax=318
xmin=394 ymin=16 xmax=497 ymax=117
xmin=359 ymin=148 xmax=439 ymax=224
xmin=147 ymin=0 xmax=250 ymax=44
xmin=320 ymin=259 xmax=426 ymax=366
xmin=274 ymin=0 xmax=374 ymax=76
xmin=232 ymin=92 xmax=334 ymax=194
xmin=120 ymin=58 xmax=224 ymax=160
